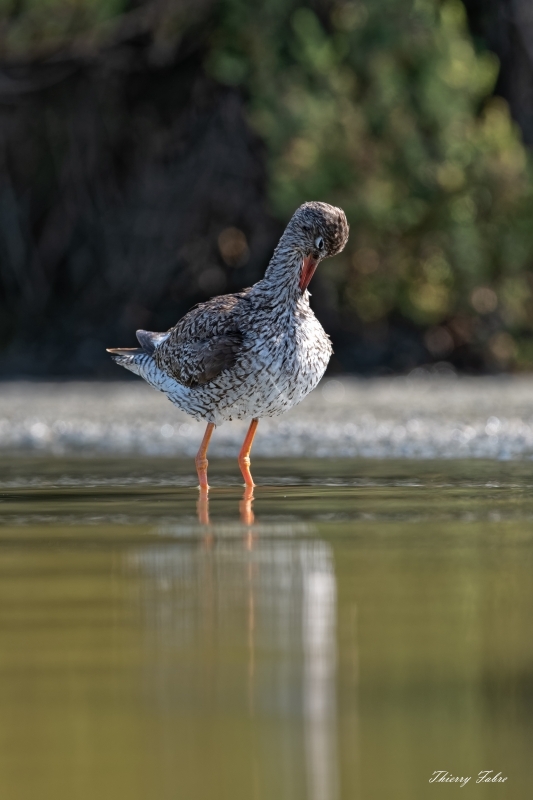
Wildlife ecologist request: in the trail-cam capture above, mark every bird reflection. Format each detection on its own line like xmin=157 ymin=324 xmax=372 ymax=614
xmin=133 ymin=510 xmax=347 ymax=800
xmin=196 ymin=486 xmax=256 ymax=527
xmin=302 ymin=548 xmax=339 ymax=800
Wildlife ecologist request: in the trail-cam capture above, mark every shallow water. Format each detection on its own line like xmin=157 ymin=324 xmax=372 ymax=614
xmin=0 ymin=457 xmax=531 ymax=799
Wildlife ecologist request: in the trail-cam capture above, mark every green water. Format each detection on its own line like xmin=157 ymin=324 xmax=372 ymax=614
xmin=0 ymin=458 xmax=531 ymax=800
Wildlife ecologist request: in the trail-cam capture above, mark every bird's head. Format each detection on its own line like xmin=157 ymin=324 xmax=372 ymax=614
xmin=286 ymin=201 xmax=349 ymax=292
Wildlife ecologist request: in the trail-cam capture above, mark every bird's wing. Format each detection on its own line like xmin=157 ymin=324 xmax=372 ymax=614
xmin=154 ymin=292 xmax=248 ymax=387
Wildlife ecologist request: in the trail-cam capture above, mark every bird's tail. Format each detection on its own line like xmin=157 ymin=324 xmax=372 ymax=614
xmin=107 ymin=329 xmax=171 ymax=387
xmin=106 ymin=347 xmax=151 ymax=377
xmin=107 ymin=346 xmax=172 ymax=394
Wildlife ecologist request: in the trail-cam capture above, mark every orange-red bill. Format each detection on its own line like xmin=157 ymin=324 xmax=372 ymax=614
xmin=299 ymin=254 xmax=319 ymax=291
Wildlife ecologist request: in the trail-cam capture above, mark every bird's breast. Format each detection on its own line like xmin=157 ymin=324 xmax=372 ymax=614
xmin=245 ymin=308 xmax=331 ymax=383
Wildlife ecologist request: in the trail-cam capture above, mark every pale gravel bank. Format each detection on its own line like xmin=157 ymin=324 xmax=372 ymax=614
xmin=1 ymin=376 xmax=533 ymax=459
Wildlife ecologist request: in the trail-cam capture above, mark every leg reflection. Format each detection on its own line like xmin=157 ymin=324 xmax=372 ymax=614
xmin=196 ymin=487 xmax=210 ymax=526
xmin=197 ymin=486 xmax=255 ymax=534
xmin=240 ymin=485 xmax=255 ymax=527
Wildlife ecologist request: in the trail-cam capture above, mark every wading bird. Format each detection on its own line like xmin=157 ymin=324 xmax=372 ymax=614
xmin=108 ymin=202 xmax=349 ymax=491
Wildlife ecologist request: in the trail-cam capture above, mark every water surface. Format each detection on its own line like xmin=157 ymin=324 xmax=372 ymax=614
xmin=0 ymin=458 xmax=531 ymax=799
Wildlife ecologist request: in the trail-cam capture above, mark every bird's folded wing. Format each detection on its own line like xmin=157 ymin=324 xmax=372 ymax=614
xmin=171 ymin=332 xmax=244 ymax=386
xmin=154 ymin=293 xmax=247 ymax=387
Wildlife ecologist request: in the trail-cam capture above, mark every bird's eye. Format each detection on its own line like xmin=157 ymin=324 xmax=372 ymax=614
xmin=315 ymin=236 xmax=324 ymax=250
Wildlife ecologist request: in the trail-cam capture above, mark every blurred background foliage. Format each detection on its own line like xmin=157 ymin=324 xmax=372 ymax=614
xmin=1 ymin=0 xmax=533 ymax=375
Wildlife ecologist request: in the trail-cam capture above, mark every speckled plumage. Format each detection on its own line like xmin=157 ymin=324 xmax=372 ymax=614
xmin=108 ymin=201 xmax=349 ymax=426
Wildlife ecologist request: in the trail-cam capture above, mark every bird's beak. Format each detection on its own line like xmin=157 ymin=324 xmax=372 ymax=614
xmin=299 ymin=254 xmax=319 ymax=292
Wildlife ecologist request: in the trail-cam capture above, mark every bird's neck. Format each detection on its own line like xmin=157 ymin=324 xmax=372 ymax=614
xmin=256 ymin=240 xmax=307 ymax=308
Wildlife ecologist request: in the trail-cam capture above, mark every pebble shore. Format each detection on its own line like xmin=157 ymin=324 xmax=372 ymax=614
xmin=1 ymin=376 xmax=533 ymax=459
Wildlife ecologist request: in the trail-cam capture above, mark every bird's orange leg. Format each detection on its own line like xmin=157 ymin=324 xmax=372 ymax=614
xmin=195 ymin=422 xmax=216 ymax=491
xmin=238 ymin=419 xmax=259 ymax=488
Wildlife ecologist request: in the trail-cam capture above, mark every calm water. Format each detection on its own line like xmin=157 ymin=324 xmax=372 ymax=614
xmin=0 ymin=457 xmax=531 ymax=800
